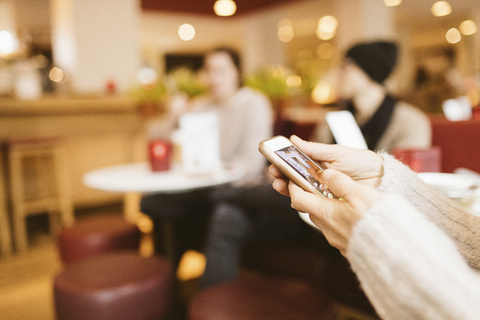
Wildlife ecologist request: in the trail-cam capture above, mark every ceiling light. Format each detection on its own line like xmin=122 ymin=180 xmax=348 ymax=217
xmin=214 ymin=0 xmax=236 ymax=17
xmin=312 ymin=82 xmax=335 ymax=104
xmin=459 ymin=20 xmax=477 ymax=36
xmin=278 ymin=25 xmax=294 ymax=42
xmin=431 ymin=1 xmax=452 ymax=17
xmin=446 ymin=28 xmax=461 ymax=44
xmin=317 ymin=15 xmax=338 ymax=40
xmin=286 ymin=75 xmax=302 ymax=88
xmin=0 ymin=30 xmax=19 ymax=56
xmin=383 ymin=0 xmax=402 ymax=7
xmin=178 ymin=24 xmax=195 ymax=41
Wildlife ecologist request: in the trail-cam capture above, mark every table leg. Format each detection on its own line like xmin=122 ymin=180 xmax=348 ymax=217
xmin=123 ymin=192 xmax=142 ymax=222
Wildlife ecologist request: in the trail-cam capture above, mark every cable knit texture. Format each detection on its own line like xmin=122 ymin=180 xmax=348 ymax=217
xmin=346 ymin=154 xmax=480 ymax=319
xmin=378 ymin=153 xmax=480 ymax=270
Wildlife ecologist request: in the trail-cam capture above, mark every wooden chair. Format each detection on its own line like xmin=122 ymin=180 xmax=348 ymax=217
xmin=4 ymin=137 xmax=74 ymax=252
xmin=0 ymin=152 xmax=13 ymax=256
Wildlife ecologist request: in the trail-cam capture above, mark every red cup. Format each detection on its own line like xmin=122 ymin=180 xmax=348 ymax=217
xmin=148 ymin=140 xmax=172 ymax=172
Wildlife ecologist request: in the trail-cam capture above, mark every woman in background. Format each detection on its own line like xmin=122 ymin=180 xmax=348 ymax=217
xmin=315 ymin=40 xmax=431 ymax=153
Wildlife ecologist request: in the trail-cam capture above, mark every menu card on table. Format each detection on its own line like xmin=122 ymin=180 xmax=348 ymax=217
xmin=179 ymin=112 xmax=222 ymax=175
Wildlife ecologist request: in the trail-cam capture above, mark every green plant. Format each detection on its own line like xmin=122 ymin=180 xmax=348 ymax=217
xmin=244 ymin=66 xmax=290 ymax=100
xmin=168 ymin=67 xmax=207 ymax=98
xmin=129 ymin=81 xmax=168 ymax=103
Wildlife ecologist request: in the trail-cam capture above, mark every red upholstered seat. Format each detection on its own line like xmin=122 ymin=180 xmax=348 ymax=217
xmin=188 ymin=276 xmax=337 ymax=320
xmin=57 ymin=214 xmax=141 ymax=264
xmin=54 ymin=252 xmax=174 ymax=320
xmin=430 ymin=116 xmax=480 ymax=173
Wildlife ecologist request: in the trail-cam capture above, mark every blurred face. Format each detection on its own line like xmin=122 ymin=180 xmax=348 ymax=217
xmin=337 ymin=59 xmax=372 ymax=99
xmin=203 ymin=51 xmax=240 ymax=103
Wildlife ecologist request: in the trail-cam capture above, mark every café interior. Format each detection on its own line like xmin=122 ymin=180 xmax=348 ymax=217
xmin=1 ymin=0 xmax=480 ymax=319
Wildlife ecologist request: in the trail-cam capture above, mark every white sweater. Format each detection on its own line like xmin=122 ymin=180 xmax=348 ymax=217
xmin=347 ymin=154 xmax=480 ymax=320
xmin=192 ymin=87 xmax=273 ymax=185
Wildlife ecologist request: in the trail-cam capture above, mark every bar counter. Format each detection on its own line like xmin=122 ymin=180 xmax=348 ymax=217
xmin=0 ymin=95 xmax=148 ymax=208
xmin=0 ymin=95 xmax=137 ymax=116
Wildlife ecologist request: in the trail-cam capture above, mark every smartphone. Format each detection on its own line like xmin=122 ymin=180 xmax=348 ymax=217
xmin=259 ymin=136 xmax=335 ymax=199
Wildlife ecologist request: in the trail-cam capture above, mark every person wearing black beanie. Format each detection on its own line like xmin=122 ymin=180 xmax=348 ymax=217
xmin=314 ymin=40 xmax=431 ymax=153
xmin=345 ymin=41 xmax=398 ymax=85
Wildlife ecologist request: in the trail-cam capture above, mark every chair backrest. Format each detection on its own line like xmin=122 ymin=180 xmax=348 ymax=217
xmin=430 ymin=116 xmax=480 ymax=173
xmin=392 ymin=147 xmax=442 ymax=173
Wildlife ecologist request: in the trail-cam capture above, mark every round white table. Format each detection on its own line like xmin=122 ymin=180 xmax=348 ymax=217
xmin=83 ymin=162 xmax=245 ymax=221
xmin=83 ymin=162 xmax=245 ymax=194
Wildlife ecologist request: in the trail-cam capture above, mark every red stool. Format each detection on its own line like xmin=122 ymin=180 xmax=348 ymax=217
xmin=57 ymin=214 xmax=141 ymax=264
xmin=54 ymin=252 xmax=174 ymax=320
xmin=188 ymin=276 xmax=337 ymax=320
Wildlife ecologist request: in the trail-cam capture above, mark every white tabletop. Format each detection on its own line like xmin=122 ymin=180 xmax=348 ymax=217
xmin=83 ymin=162 xmax=245 ymax=193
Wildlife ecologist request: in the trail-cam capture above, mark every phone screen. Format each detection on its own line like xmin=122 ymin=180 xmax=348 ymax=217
xmin=274 ymin=145 xmax=334 ymax=199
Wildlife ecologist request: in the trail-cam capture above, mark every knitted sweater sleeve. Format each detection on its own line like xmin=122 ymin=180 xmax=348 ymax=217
xmin=347 ymin=193 xmax=480 ymax=320
xmin=377 ymin=153 xmax=480 ymax=270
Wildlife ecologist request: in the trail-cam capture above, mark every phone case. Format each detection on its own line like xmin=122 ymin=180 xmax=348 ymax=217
xmin=259 ymin=136 xmax=334 ymax=199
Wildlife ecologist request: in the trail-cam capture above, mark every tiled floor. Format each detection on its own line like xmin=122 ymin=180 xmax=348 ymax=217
xmin=0 ymin=235 xmax=60 ymax=320
xmin=0 ymin=205 xmax=378 ymax=320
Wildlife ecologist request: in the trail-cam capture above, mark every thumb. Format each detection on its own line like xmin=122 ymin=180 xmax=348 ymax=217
xmin=322 ymin=169 xmax=364 ymax=203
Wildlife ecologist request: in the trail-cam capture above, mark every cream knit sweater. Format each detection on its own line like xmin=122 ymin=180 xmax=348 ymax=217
xmin=347 ymin=154 xmax=480 ymax=319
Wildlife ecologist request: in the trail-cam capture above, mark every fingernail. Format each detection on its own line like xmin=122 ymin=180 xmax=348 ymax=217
xmin=322 ymin=169 xmax=334 ymax=181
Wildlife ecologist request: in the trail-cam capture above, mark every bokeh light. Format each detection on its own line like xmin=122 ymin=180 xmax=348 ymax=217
xmin=278 ymin=25 xmax=294 ymax=42
xmin=213 ymin=0 xmax=236 ymax=17
xmin=459 ymin=20 xmax=477 ymax=36
xmin=312 ymin=81 xmax=336 ymax=104
xmin=446 ymin=28 xmax=461 ymax=44
xmin=178 ymin=24 xmax=195 ymax=41
xmin=33 ymin=55 xmax=50 ymax=68
xmin=431 ymin=1 xmax=451 ymax=17
xmin=137 ymin=67 xmax=157 ymax=86
xmin=316 ymin=15 xmax=338 ymax=40
xmin=383 ymin=0 xmax=402 ymax=7
xmin=0 ymin=30 xmax=19 ymax=56
xmin=277 ymin=19 xmax=294 ymax=42
xmin=49 ymin=67 xmax=69 ymax=83
xmin=286 ymin=75 xmax=302 ymax=87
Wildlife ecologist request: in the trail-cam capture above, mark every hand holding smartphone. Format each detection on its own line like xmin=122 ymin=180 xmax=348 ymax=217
xmin=259 ymin=136 xmax=335 ymax=199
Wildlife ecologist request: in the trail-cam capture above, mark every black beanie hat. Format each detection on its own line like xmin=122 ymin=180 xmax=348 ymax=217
xmin=345 ymin=41 xmax=399 ymax=84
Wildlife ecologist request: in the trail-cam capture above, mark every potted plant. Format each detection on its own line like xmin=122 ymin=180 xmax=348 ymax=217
xmin=129 ymin=80 xmax=168 ymax=118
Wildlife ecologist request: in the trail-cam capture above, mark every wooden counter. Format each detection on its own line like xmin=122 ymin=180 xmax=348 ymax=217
xmin=0 ymin=95 xmax=149 ymax=208
xmin=0 ymin=95 xmax=137 ymax=116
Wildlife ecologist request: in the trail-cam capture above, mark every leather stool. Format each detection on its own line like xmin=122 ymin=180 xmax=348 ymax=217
xmin=54 ymin=252 xmax=174 ymax=320
xmin=3 ymin=137 xmax=74 ymax=252
xmin=57 ymin=214 xmax=141 ymax=264
xmin=188 ymin=276 xmax=338 ymax=320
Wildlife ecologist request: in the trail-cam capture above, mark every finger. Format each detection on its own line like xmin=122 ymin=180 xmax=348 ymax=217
xmin=269 ymin=164 xmax=286 ymax=179
xmin=290 ymin=135 xmax=345 ymax=166
xmin=287 ymin=181 xmax=325 ymax=213
xmin=322 ymin=169 xmax=377 ymax=211
xmin=272 ymin=178 xmax=290 ymax=197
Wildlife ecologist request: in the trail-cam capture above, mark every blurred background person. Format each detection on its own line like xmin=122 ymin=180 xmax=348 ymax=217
xmin=195 ymin=47 xmax=310 ymax=289
xmin=314 ymin=40 xmax=431 ymax=153
xmin=140 ymin=47 xmax=273 ymax=264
